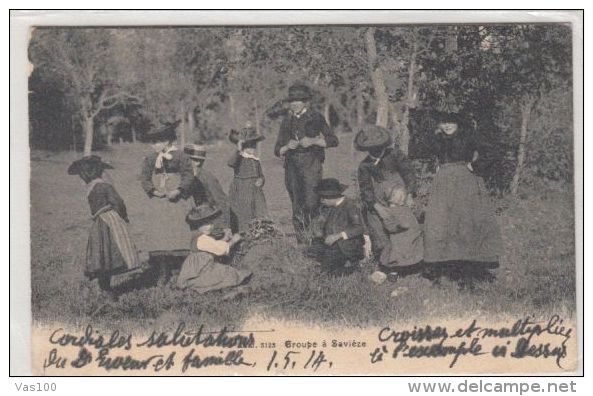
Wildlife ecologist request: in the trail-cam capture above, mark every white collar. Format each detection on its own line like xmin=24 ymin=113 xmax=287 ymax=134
xmin=155 ymin=145 xmax=178 ymax=169
xmin=86 ymin=178 xmax=106 ymax=197
xmin=293 ymin=107 xmax=308 ymax=119
xmin=368 ymin=149 xmax=386 ymax=166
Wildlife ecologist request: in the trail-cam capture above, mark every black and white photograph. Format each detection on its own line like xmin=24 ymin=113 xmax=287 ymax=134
xmin=9 ymin=10 xmax=582 ymax=376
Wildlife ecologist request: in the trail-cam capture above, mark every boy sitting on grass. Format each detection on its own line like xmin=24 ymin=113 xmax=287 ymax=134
xmin=306 ymin=178 xmax=365 ymax=274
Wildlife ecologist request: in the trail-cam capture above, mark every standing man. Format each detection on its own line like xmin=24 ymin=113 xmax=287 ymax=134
xmin=274 ymin=83 xmax=339 ymax=243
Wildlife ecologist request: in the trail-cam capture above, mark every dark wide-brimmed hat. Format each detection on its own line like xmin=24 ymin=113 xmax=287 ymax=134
xmin=354 ymin=125 xmax=393 ymax=151
xmin=315 ymin=178 xmax=349 ymax=199
xmin=184 ymin=143 xmax=207 ymax=160
xmin=228 ymin=126 xmax=265 ymax=145
xmin=185 ymin=204 xmax=222 ymax=228
xmin=436 ymin=111 xmax=464 ymax=125
xmin=145 ymin=120 xmax=181 ymax=143
xmin=67 ymin=155 xmax=114 ymax=176
xmin=286 ymin=83 xmax=313 ymax=102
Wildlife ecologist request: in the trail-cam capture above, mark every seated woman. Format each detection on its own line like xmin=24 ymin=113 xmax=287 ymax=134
xmin=355 ymin=125 xmax=417 ymax=261
xmin=306 ymin=178 xmax=365 ymax=274
xmin=176 ymin=204 xmax=252 ymax=294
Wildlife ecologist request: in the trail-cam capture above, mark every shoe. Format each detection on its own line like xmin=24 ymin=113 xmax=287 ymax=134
xmin=387 ymin=272 xmax=399 ymax=283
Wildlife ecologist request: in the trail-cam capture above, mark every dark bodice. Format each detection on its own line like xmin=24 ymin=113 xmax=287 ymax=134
xmin=88 ymin=182 xmax=128 ymax=222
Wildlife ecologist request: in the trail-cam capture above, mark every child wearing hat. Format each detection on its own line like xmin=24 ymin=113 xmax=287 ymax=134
xmin=184 ymin=143 xmax=232 ymax=238
xmin=227 ymin=125 xmax=269 ymax=233
xmin=68 ymin=156 xmax=140 ymax=299
xmin=306 ymin=178 xmax=365 ymax=273
xmin=176 ymin=204 xmax=252 ymax=294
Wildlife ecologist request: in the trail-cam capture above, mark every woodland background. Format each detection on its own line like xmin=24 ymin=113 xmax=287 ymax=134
xmin=27 ymin=25 xmax=576 ymax=328
xmin=28 ymin=24 xmax=573 ymax=194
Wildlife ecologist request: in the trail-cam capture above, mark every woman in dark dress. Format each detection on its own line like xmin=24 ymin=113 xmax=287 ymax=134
xmin=355 ymin=125 xmax=418 ymax=281
xmin=423 ymin=112 xmax=503 ymax=287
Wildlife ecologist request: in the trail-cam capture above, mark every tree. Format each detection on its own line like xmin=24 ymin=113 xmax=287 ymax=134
xmin=29 ymin=28 xmax=139 ymax=155
xmin=484 ymin=25 xmax=572 ymax=194
xmin=365 ymin=28 xmax=389 ymax=128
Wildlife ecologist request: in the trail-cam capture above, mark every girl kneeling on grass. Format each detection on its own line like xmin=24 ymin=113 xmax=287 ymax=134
xmin=176 ymin=204 xmax=252 ymax=296
xmin=68 ymin=155 xmax=140 ymax=300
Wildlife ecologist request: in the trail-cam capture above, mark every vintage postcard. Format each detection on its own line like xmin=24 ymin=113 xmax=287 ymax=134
xmin=10 ymin=10 xmax=583 ymax=376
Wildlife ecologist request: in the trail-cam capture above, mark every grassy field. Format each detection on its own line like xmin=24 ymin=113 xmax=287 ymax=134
xmin=30 ymin=136 xmax=576 ymax=331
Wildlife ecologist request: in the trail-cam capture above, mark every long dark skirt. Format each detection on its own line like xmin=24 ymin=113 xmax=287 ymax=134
xmin=423 ymin=163 xmax=502 ymax=264
xmin=85 ymin=210 xmax=140 ymax=280
xmin=229 ymin=177 xmax=268 ymax=233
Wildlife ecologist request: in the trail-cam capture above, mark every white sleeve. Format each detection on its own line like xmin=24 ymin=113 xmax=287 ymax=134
xmin=196 ymin=235 xmax=230 ymax=256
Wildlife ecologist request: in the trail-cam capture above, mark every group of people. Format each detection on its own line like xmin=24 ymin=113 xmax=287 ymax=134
xmin=67 ymin=82 xmax=503 ymax=302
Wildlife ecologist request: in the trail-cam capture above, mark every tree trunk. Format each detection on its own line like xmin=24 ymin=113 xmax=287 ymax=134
xmin=229 ymin=93 xmax=237 ymax=127
xmin=178 ymin=110 xmax=186 ymax=148
xmin=187 ymin=109 xmax=196 ymax=144
xmin=72 ymin=115 xmax=77 ymax=152
xmin=83 ymin=115 xmax=94 ymax=156
xmin=254 ymin=97 xmax=261 ymax=134
xmin=357 ymin=89 xmax=364 ymax=129
xmin=131 ymin=126 xmax=136 ymax=143
xmin=103 ymin=124 xmax=112 ymax=147
xmin=398 ymin=43 xmax=417 ymax=155
xmin=510 ymin=100 xmax=533 ymax=195
xmin=365 ymin=28 xmax=389 ymax=128
xmin=323 ymin=100 xmax=331 ymax=126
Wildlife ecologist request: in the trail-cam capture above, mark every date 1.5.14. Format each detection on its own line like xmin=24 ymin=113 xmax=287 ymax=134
xmin=266 ymin=350 xmax=333 ymax=372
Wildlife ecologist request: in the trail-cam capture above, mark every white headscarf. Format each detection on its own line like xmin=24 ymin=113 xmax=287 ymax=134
xmin=154 ymin=145 xmax=178 ymax=169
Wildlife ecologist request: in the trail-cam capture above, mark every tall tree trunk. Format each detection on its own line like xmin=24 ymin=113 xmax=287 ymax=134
xmin=187 ymin=109 xmax=195 ymax=144
xmin=323 ymin=100 xmax=331 ymax=126
xmin=102 ymin=124 xmax=112 ymax=147
xmin=131 ymin=126 xmax=136 ymax=143
xmin=398 ymin=43 xmax=418 ymax=156
xmin=195 ymin=104 xmax=205 ymax=143
xmin=83 ymin=115 xmax=94 ymax=156
xmin=229 ymin=92 xmax=237 ymax=127
xmin=178 ymin=110 xmax=186 ymax=148
xmin=357 ymin=89 xmax=364 ymax=129
xmin=72 ymin=115 xmax=77 ymax=152
xmin=399 ymin=108 xmax=411 ymax=155
xmin=365 ymin=28 xmax=389 ymax=128
xmin=510 ymin=99 xmax=534 ymax=195
xmin=254 ymin=97 xmax=261 ymax=134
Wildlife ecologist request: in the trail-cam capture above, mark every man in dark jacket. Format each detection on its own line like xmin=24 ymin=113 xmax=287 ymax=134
xmin=306 ymin=178 xmax=365 ymax=272
xmin=274 ymin=83 xmax=339 ymax=242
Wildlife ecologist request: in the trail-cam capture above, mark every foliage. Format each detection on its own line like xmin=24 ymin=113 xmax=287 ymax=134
xmin=28 ymin=24 xmax=574 ymax=190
